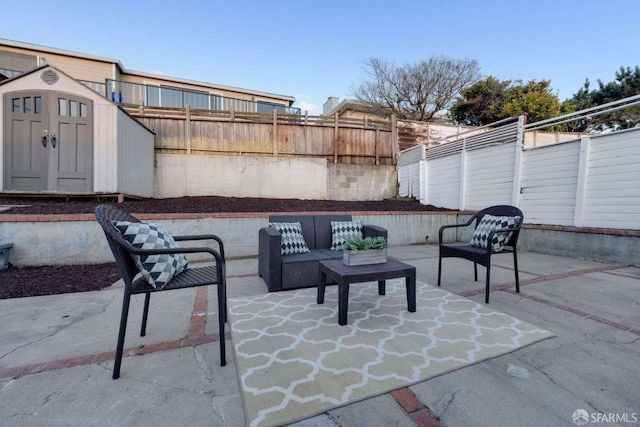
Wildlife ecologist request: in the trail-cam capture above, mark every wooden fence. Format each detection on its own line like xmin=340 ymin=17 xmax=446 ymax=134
xmin=121 ymin=105 xmax=396 ymax=165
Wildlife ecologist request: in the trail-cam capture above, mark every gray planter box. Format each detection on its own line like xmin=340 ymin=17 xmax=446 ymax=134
xmin=342 ymin=249 xmax=387 ymax=266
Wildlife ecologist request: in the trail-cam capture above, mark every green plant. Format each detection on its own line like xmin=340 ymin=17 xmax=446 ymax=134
xmin=343 ymin=235 xmax=388 ymax=253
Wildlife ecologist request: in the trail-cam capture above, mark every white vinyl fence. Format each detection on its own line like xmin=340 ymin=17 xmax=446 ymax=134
xmin=398 ymin=117 xmax=640 ymax=231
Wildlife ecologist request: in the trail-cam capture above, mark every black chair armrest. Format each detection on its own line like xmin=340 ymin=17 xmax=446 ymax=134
xmin=258 ymin=226 xmax=283 ymax=290
xmin=438 ymin=214 xmax=478 ymax=244
xmin=363 ymin=224 xmax=388 ymax=239
xmin=126 ymin=245 xmax=224 ymax=266
xmin=173 ymin=234 xmax=225 ymax=261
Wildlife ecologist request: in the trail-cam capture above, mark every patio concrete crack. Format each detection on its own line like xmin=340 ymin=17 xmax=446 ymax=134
xmin=537 ymin=367 xmax=598 ymax=412
xmin=0 ymin=294 xmax=116 ymax=362
xmin=193 ymin=346 xmax=213 ymax=385
xmin=211 ymin=395 xmax=235 ymax=425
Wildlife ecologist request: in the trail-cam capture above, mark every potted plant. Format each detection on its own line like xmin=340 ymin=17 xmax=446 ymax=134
xmin=342 ymin=235 xmax=388 ymax=266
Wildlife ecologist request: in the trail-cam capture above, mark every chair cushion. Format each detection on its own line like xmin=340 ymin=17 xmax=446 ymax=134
xmin=112 ymin=220 xmax=189 ymax=290
xmin=469 ymin=215 xmax=521 ymax=252
xmin=269 ymin=222 xmax=310 ymax=255
xmin=330 ymin=220 xmax=363 ymax=250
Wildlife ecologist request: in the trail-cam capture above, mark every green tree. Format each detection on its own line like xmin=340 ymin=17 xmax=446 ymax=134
xmin=501 ymin=80 xmax=561 ymax=124
xmin=448 ymin=76 xmax=512 ymax=126
xmin=561 ymin=80 xmax=593 ymax=132
xmin=352 ymin=55 xmax=481 ymax=121
xmin=562 ymin=66 xmax=640 ymax=132
xmin=449 ymin=78 xmax=562 ymax=126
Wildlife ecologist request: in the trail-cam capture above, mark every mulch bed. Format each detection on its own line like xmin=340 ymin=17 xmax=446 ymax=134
xmin=0 ymin=195 xmax=448 ymax=299
xmin=0 ymin=263 xmax=120 ymax=300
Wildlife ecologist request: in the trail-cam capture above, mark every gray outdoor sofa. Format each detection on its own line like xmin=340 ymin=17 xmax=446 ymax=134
xmin=258 ymin=214 xmax=387 ymax=292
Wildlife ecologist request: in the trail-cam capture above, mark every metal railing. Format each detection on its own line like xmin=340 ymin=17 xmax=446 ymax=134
xmin=96 ymin=79 xmax=300 ymax=114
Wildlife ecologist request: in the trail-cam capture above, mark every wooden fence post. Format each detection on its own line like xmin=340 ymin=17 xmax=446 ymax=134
xmin=333 ymin=113 xmax=339 ymax=163
xmin=273 ymin=108 xmax=278 ymax=155
xmin=391 ymin=114 xmax=398 ymax=165
xmin=304 ymin=111 xmax=309 ymax=148
xmin=186 ymin=104 xmax=192 ymax=155
xmin=375 ymin=128 xmax=380 ymax=165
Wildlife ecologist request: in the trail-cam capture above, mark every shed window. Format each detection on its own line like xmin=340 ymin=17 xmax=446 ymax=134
xmin=80 ymin=103 xmax=87 ymax=117
xmin=12 ymin=98 xmax=20 ymax=113
xmin=34 ymin=96 xmax=42 ymax=114
xmin=58 ymin=98 xmax=67 ymax=116
xmin=23 ymin=97 xmax=32 ymax=113
xmin=70 ymin=100 xmax=78 ymax=117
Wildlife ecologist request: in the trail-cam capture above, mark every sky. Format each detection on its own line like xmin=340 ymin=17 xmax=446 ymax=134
xmin=3 ymin=0 xmax=639 ymax=115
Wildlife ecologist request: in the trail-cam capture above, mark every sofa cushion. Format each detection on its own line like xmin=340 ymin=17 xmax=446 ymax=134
xmin=313 ymin=215 xmax=352 ymax=249
xmin=330 ymin=220 xmax=363 ymax=250
xmin=269 ymin=222 xmax=310 ymax=255
xmin=317 ymin=248 xmax=344 ymax=260
xmin=269 ymin=215 xmax=317 ymax=249
xmin=469 ymin=214 xmax=521 ymax=252
xmin=112 ymin=220 xmax=189 ymax=290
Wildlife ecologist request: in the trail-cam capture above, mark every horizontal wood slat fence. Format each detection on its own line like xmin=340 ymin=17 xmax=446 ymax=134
xmin=121 ymin=104 xmax=396 ymax=165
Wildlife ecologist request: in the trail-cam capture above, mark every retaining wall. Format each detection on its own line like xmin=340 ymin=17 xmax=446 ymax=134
xmin=1 ymin=212 xmax=638 ymax=268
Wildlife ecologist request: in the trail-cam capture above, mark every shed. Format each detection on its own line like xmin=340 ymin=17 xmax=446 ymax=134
xmin=0 ymin=65 xmax=154 ymax=197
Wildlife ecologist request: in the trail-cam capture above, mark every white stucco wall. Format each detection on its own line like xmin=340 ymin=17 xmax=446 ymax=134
xmin=155 ymin=154 xmax=329 ymax=199
xmin=154 ymin=154 xmax=397 ymax=201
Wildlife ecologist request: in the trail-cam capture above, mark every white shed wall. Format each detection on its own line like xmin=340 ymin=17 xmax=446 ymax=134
xmin=116 ymin=109 xmax=154 ymax=197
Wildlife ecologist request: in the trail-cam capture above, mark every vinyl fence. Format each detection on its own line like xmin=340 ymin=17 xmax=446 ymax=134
xmin=398 ymin=117 xmax=640 ymax=231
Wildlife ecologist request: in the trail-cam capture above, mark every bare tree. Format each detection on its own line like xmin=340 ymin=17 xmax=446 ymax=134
xmin=352 ymin=56 xmax=481 ymax=121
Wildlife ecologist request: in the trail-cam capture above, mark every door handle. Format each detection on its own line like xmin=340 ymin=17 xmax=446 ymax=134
xmin=51 ymin=135 xmax=57 ymax=148
xmin=41 ymin=135 xmax=48 ymax=148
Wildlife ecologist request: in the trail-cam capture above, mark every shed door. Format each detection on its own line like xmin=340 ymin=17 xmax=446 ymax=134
xmin=3 ymin=91 xmax=93 ymax=192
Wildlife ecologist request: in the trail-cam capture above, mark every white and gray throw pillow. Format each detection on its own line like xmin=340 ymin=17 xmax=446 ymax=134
xmin=269 ymin=222 xmax=310 ymax=256
xmin=112 ymin=220 xmax=189 ymax=289
xmin=469 ymin=215 xmax=521 ymax=252
xmin=330 ymin=220 xmax=363 ymax=250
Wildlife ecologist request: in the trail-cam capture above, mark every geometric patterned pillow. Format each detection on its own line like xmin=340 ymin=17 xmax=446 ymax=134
xmin=269 ymin=222 xmax=310 ymax=256
xmin=112 ymin=220 xmax=189 ymax=290
xmin=469 ymin=215 xmax=521 ymax=252
xmin=330 ymin=220 xmax=363 ymax=250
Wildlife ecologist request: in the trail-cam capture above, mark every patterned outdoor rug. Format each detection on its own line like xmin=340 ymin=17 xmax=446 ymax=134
xmin=228 ymin=280 xmax=554 ymax=427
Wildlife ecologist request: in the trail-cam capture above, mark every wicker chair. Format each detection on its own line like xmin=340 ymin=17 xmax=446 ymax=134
xmin=95 ymin=205 xmax=226 ymax=379
xmin=437 ymin=205 xmax=523 ymax=303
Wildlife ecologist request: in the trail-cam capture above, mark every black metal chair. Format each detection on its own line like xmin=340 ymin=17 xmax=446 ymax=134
xmin=437 ymin=205 xmax=523 ymax=303
xmin=95 ymin=204 xmax=226 ymax=379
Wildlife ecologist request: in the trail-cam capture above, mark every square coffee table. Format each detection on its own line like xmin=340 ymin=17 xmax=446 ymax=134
xmin=317 ymin=258 xmax=416 ymax=325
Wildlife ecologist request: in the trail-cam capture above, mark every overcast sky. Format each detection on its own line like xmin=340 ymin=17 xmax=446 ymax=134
xmin=3 ymin=0 xmax=638 ymax=114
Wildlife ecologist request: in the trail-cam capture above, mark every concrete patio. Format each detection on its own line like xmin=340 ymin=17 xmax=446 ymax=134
xmin=0 ymin=244 xmax=638 ymax=427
